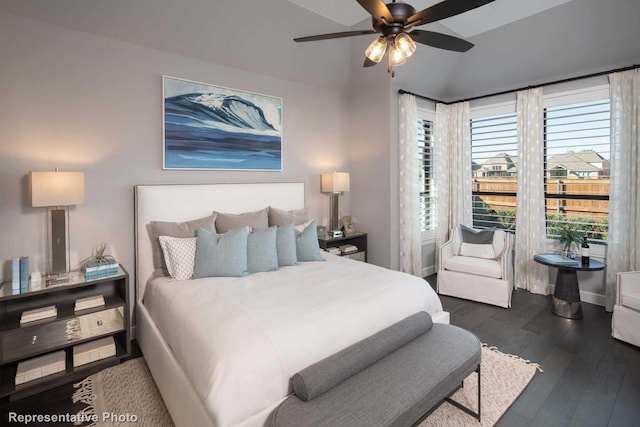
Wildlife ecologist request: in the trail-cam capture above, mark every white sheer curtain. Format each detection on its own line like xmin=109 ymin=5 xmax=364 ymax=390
xmin=514 ymin=88 xmax=548 ymax=294
xmin=606 ymin=69 xmax=640 ymax=311
xmin=398 ymin=93 xmax=422 ymax=276
xmin=434 ymin=101 xmax=472 ymax=265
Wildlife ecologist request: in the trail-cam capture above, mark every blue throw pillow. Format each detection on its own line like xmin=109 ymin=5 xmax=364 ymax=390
xmin=247 ymin=226 xmax=279 ymax=273
xmin=193 ymin=227 xmax=249 ymax=278
xmin=276 ymin=223 xmax=298 ymax=266
xmin=295 ymin=220 xmax=325 ymax=262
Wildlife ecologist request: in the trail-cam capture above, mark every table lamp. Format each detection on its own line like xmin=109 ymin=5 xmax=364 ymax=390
xmin=30 ymin=169 xmax=85 ymax=282
xmin=321 ymin=172 xmax=350 ymax=236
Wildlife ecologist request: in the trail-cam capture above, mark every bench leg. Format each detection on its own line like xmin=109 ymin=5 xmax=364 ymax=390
xmin=444 ymin=364 xmax=481 ymax=421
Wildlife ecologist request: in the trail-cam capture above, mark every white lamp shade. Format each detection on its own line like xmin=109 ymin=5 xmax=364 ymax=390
xmin=30 ymin=171 xmax=85 ymax=207
xmin=321 ymin=172 xmax=350 ymax=193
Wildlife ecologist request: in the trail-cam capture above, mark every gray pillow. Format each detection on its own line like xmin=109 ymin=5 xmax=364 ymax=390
xmin=247 ymin=226 xmax=279 ymax=273
xmin=214 ymin=208 xmax=269 ymax=234
xmin=295 ymin=220 xmax=325 ymax=262
xmin=268 ymin=206 xmax=311 ymax=227
xmin=276 ymin=223 xmax=298 ymax=266
xmin=193 ymin=227 xmax=249 ymax=278
xmin=149 ymin=214 xmax=217 ymax=273
xmin=460 ymin=224 xmax=495 ymax=244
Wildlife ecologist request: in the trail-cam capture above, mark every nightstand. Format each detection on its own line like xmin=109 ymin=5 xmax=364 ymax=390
xmin=0 ymin=267 xmax=130 ymax=402
xmin=318 ymin=232 xmax=368 ymax=262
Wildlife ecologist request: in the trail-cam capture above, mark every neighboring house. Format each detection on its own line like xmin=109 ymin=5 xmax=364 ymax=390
xmin=473 ymin=149 xmax=609 ymax=179
xmin=546 ymin=149 xmax=608 ymax=178
xmin=473 ymin=153 xmax=518 ymax=177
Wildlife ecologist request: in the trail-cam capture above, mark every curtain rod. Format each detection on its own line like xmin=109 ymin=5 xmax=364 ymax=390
xmin=399 ymin=63 xmax=640 ymax=105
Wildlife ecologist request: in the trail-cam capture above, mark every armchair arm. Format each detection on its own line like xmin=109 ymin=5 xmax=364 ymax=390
xmin=499 ymin=232 xmax=514 ymax=283
xmin=617 ymin=271 xmax=640 ymax=305
xmin=439 ymin=238 xmax=455 ymax=272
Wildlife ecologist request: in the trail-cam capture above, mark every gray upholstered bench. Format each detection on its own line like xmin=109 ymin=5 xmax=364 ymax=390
xmin=272 ymin=312 xmax=481 ymax=427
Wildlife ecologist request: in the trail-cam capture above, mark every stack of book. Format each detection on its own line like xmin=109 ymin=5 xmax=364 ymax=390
xmin=325 ymin=247 xmax=341 ymax=255
xmin=20 ymin=305 xmax=57 ymax=325
xmin=15 ymin=351 xmax=65 ymax=385
xmin=11 ymin=256 xmax=30 ymax=295
xmin=339 ymin=244 xmax=358 ymax=254
xmin=74 ymin=295 xmax=105 ymax=312
xmin=85 ymin=260 xmax=119 ymax=281
xmin=73 ymin=336 xmax=116 ymax=367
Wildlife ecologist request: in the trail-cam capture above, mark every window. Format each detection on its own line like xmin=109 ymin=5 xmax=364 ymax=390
xmin=470 ymin=111 xmax=518 ymax=230
xmin=544 ymin=98 xmax=610 ymax=242
xmin=468 ymin=86 xmax=611 ymax=239
xmin=418 ymin=116 xmax=435 ymax=234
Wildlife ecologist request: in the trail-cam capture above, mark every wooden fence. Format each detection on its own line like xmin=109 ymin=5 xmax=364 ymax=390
xmin=473 ymin=177 xmax=609 ymax=218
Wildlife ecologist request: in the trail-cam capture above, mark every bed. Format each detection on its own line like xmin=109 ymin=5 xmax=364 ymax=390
xmin=134 ymin=183 xmax=449 ymax=427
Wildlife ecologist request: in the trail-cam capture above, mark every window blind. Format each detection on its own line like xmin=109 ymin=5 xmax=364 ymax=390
xmin=544 ymin=98 xmax=610 ymax=241
xmin=470 ymin=112 xmax=518 ymax=230
xmin=418 ymin=119 xmax=435 ymax=232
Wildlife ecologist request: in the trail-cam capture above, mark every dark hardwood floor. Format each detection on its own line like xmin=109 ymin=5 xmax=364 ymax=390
xmin=1 ymin=285 xmax=638 ymax=426
xmin=425 ymin=275 xmax=640 ymax=427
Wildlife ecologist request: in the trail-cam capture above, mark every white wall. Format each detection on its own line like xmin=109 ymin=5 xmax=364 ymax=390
xmin=0 ymin=12 xmax=351 ymax=291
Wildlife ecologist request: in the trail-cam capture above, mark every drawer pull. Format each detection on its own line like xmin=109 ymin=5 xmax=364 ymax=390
xmin=97 ymin=320 xmax=103 ymax=326
xmin=31 ymin=335 xmax=37 ymax=345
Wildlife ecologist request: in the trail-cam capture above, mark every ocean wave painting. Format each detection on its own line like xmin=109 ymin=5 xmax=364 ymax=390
xmin=163 ymin=76 xmax=282 ymax=170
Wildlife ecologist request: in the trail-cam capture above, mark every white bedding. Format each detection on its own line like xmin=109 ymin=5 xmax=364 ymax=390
xmin=144 ymin=254 xmax=446 ymax=427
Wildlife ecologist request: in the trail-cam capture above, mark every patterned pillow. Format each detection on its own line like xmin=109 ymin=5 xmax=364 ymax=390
xmin=158 ymin=236 xmax=197 ymax=280
xmin=149 ymin=214 xmax=216 ymax=274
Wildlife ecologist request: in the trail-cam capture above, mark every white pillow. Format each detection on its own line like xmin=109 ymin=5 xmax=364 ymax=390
xmin=159 ymin=236 xmax=197 ymax=280
xmin=459 ymin=242 xmax=496 ymax=259
xmin=294 ymin=219 xmax=314 ymax=233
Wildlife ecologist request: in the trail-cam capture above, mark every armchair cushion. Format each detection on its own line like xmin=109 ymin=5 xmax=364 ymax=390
xmin=443 ymin=256 xmax=502 ymax=279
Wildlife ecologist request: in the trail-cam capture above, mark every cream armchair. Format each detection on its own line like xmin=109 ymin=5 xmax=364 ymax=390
xmin=437 ymin=226 xmax=514 ymax=308
xmin=612 ymin=271 xmax=640 ymax=347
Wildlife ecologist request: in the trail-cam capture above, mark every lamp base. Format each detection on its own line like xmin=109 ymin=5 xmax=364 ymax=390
xmin=329 ymin=193 xmax=342 ymax=233
xmin=50 ymin=208 xmax=68 ymax=275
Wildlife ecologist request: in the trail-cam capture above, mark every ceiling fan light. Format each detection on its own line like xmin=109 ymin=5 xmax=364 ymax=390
xmin=365 ymin=36 xmax=387 ymax=63
xmin=395 ymin=33 xmax=416 ymax=58
xmin=388 ymin=42 xmax=407 ymax=67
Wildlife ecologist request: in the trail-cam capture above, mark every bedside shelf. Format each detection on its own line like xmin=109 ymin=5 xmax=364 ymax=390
xmin=0 ymin=267 xmax=130 ymax=402
xmin=318 ymin=232 xmax=368 ymax=262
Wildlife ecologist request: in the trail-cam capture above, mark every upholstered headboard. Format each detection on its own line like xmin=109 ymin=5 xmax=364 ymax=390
xmin=134 ymin=183 xmax=305 ymax=300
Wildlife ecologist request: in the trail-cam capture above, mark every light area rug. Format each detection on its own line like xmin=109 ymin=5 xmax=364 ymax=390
xmin=72 ymin=358 xmax=173 ymax=427
xmin=73 ymin=345 xmax=541 ymax=427
xmin=418 ymin=345 xmax=542 ymax=426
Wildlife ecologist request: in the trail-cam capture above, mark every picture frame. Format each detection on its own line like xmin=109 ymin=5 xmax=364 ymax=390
xmin=341 ymin=216 xmax=356 ymax=236
xmin=162 ymin=75 xmax=282 ymax=171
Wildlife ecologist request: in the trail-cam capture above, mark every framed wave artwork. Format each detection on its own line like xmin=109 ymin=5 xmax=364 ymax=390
xmin=163 ymin=76 xmax=283 ymax=170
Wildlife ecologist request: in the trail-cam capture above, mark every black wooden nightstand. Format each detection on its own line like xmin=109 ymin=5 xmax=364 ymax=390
xmin=318 ymin=232 xmax=368 ymax=262
xmin=0 ymin=268 xmax=130 ymax=402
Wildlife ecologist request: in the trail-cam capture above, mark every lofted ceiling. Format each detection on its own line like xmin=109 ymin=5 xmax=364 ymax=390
xmin=1 ymin=0 xmax=639 ymax=100
xmin=289 ymin=0 xmax=572 ymax=38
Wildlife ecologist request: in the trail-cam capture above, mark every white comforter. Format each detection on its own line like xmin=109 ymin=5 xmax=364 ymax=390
xmin=144 ymin=254 xmax=446 ymax=427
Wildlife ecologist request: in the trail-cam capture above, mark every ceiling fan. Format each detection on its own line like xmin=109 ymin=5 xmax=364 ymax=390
xmin=294 ymin=0 xmax=495 ymax=73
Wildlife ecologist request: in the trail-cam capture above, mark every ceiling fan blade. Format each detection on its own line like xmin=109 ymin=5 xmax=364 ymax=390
xmin=363 ymin=57 xmax=377 ymax=67
xmin=407 ymin=0 xmax=495 ymax=26
xmin=294 ymin=29 xmax=376 ymax=42
xmin=356 ymin=0 xmax=393 ymax=24
xmin=410 ymin=30 xmax=474 ymax=52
